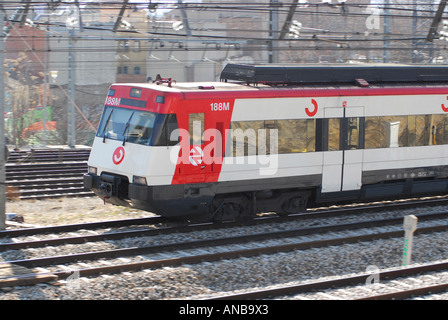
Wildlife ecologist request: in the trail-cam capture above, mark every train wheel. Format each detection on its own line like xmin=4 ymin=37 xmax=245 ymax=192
xmin=279 ymin=196 xmax=308 ymax=216
xmin=212 ymin=201 xmax=243 ymax=223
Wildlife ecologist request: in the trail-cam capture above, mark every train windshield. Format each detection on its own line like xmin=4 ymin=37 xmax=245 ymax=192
xmin=97 ymin=106 xmax=156 ymax=146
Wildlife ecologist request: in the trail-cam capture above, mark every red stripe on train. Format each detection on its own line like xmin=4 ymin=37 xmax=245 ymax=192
xmin=171 ymin=98 xmax=236 ymax=185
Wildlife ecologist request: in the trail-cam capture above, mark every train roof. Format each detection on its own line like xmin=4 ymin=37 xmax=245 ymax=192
xmin=111 ymin=81 xmax=259 ymax=93
xmin=110 ymin=64 xmax=448 ymax=98
xmin=220 ymin=63 xmax=448 ymax=85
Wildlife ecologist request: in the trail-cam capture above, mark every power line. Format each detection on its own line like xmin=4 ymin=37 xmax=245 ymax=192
xmin=1 ymin=22 xmax=435 ymax=43
xmin=1 ymin=2 xmax=445 ymax=20
xmin=2 ymin=1 xmax=448 ymax=65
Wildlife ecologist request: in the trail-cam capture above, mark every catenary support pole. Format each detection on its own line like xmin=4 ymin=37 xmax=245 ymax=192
xmin=383 ymin=0 xmax=390 ymax=63
xmin=67 ymin=28 xmax=76 ymax=148
xmin=0 ymin=10 xmax=6 ymax=230
xmin=269 ymin=0 xmax=279 ymax=63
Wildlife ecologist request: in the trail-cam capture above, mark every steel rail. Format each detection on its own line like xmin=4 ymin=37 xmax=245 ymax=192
xmin=0 ymin=216 xmax=164 ymax=238
xmin=357 ymin=283 xmax=448 ymax=300
xmin=208 ymin=261 xmax=448 ymax=300
xmin=1 ymin=209 xmax=448 ymax=251
xmin=5 ymin=222 xmax=448 ymax=269
xmin=3 ymin=227 xmax=448 ymax=290
xmin=5 ymin=148 xmax=90 ymax=199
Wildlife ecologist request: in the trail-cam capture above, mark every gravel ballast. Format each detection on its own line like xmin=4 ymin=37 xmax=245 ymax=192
xmin=1 ymin=198 xmax=448 ymax=300
xmin=1 ymin=230 xmax=448 ymax=300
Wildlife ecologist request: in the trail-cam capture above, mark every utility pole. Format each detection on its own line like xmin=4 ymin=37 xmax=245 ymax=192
xmin=65 ymin=3 xmax=83 ymax=149
xmin=412 ymin=0 xmax=418 ymax=63
xmin=43 ymin=18 xmax=48 ymax=146
xmin=426 ymin=0 xmax=447 ymax=42
xmin=383 ymin=0 xmax=390 ymax=63
xmin=279 ymin=0 xmax=299 ymax=40
xmin=0 ymin=9 xmax=6 ymax=230
xmin=178 ymin=0 xmax=192 ymax=80
xmin=178 ymin=0 xmax=191 ymax=37
xmin=67 ymin=29 xmax=76 ymax=148
xmin=428 ymin=0 xmax=434 ymax=61
xmin=269 ymin=0 xmax=280 ymax=63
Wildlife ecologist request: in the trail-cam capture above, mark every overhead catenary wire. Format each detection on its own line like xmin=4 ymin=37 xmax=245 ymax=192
xmin=0 ymin=21 xmax=440 ymax=48
xmin=1 ymin=2 xmax=446 ymax=25
xmin=1 ymin=1 xmax=447 ymax=65
xmin=1 ymin=0 xmax=444 ymax=37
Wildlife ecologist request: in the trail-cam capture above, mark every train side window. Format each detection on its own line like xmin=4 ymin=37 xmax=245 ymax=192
xmin=435 ymin=114 xmax=448 ymax=145
xmin=229 ymin=119 xmax=316 ymax=156
xmin=259 ymin=120 xmax=277 ymax=155
xmin=328 ymin=118 xmax=341 ymax=151
xmin=404 ymin=115 xmax=447 ymax=146
xmin=365 ymin=114 xmax=448 ymax=149
xmin=306 ymin=119 xmax=316 ymax=152
xmin=152 ymin=114 xmax=179 ymax=146
xmin=365 ymin=117 xmax=381 ymax=149
xmin=406 ymin=116 xmax=417 ymax=147
xmin=443 ymin=115 xmax=448 ymax=144
xmin=277 ymin=119 xmax=315 ymax=153
xmin=229 ymin=120 xmax=263 ymax=157
xmin=346 ymin=117 xmax=361 ymax=149
xmin=166 ymin=114 xmax=179 ymax=146
xmin=189 ymin=113 xmax=204 ymax=145
xmin=365 ymin=116 xmax=407 ymax=148
xmin=415 ymin=115 xmax=431 ymax=146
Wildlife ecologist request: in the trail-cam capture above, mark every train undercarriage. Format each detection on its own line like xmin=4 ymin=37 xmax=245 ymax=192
xmin=84 ymin=170 xmax=448 ymax=223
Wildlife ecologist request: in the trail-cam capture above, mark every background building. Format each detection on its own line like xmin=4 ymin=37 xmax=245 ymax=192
xmin=2 ymin=0 xmax=448 ymax=147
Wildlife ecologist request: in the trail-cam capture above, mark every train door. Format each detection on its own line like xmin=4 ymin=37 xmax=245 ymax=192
xmin=321 ymin=110 xmax=344 ymax=193
xmin=321 ymin=106 xmax=364 ymax=193
xmin=341 ymin=107 xmax=365 ymax=191
xmin=186 ymin=112 xmax=207 ymax=183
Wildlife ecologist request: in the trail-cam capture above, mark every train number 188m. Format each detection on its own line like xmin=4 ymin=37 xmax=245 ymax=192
xmin=211 ymin=102 xmax=230 ymax=111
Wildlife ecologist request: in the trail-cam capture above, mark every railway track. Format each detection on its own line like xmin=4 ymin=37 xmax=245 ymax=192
xmin=0 ymin=209 xmax=447 ymax=252
xmin=7 ymin=148 xmax=91 ymax=164
xmin=1 ymin=195 xmax=448 ymax=245
xmin=1 ymin=200 xmax=448 ymax=300
xmin=4 ymin=220 xmax=448 ymax=271
xmin=2 ymin=194 xmax=448 ymax=237
xmin=208 ymin=261 xmax=448 ymax=300
xmin=6 ymin=147 xmax=93 ymax=200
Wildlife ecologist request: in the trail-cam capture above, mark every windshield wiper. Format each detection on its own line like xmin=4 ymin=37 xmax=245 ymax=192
xmin=122 ymin=112 xmax=135 ymax=146
xmin=102 ymin=109 xmax=114 ymax=143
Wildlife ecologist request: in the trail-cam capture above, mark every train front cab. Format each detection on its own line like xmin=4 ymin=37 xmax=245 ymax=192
xmin=84 ymin=84 xmax=185 ymax=214
xmin=84 ymin=84 xmax=234 ymax=219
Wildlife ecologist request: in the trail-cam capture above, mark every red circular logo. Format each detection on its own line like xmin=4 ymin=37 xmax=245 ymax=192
xmin=112 ymin=146 xmax=125 ymax=165
xmin=305 ymin=99 xmax=318 ymax=117
xmin=189 ymin=146 xmax=203 ymax=166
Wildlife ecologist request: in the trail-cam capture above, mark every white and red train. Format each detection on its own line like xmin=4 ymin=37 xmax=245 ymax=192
xmin=84 ymin=64 xmax=448 ymax=221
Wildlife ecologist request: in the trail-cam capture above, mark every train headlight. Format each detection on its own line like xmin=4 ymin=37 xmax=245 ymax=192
xmin=88 ymin=166 xmax=97 ymax=175
xmin=133 ymin=175 xmax=147 ymax=186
